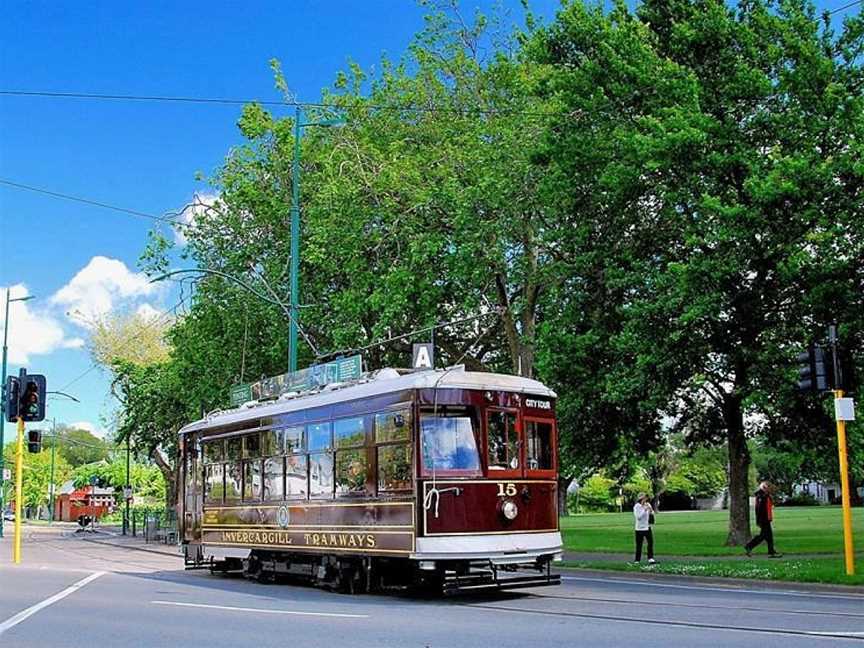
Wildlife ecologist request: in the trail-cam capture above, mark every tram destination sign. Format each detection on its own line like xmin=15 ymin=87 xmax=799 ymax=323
xmin=230 ymin=355 xmax=363 ymax=406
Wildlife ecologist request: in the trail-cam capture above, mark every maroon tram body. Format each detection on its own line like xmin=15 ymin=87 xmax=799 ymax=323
xmin=178 ymin=367 xmax=562 ymax=593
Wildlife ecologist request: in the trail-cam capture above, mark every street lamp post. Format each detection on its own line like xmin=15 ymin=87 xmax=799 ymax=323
xmin=0 ymin=289 xmax=35 ymax=538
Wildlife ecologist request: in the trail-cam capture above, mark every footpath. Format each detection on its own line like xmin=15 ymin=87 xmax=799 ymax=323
xmin=81 ymin=525 xmax=181 ymax=558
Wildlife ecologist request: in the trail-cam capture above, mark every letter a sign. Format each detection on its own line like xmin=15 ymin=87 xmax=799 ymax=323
xmin=412 ymin=343 xmax=434 ymax=371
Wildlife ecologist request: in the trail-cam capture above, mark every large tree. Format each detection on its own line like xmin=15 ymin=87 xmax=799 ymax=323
xmin=530 ymin=0 xmax=864 ymax=543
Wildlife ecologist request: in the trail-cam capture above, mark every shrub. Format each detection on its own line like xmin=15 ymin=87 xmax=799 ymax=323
xmin=780 ymin=492 xmax=820 ymax=507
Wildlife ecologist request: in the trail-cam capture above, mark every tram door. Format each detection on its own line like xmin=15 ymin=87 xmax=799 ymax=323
xmin=182 ymin=433 xmax=202 ymax=542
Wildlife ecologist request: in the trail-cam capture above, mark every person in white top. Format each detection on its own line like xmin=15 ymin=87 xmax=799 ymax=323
xmin=633 ymin=493 xmax=656 ymax=564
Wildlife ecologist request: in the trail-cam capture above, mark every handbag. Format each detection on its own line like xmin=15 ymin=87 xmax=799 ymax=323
xmin=648 ymin=512 xmax=656 ymax=525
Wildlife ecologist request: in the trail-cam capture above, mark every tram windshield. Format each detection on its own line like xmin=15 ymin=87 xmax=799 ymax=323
xmin=420 ymin=407 xmax=481 ymax=474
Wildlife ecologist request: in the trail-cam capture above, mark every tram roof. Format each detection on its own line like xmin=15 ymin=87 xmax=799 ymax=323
xmin=178 ymin=366 xmax=556 ymax=435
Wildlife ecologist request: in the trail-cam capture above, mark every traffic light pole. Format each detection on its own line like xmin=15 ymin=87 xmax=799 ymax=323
xmin=48 ymin=418 xmax=56 ymax=524
xmin=834 ymin=388 xmax=856 ymax=576
xmin=13 ymin=416 xmax=23 ymax=564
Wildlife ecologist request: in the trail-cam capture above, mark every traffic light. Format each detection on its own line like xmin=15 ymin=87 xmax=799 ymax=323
xmin=17 ymin=374 xmax=46 ymax=422
xmin=797 ymin=345 xmax=832 ymax=392
xmin=4 ymin=376 xmax=19 ymax=422
xmin=27 ymin=429 xmax=42 ymax=454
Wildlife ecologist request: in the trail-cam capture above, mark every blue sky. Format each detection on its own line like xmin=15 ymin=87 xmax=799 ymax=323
xmin=0 ymin=0 xmax=856 ymax=440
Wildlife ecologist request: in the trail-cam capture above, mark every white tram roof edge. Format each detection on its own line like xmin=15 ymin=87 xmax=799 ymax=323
xmin=178 ymin=366 xmax=556 ymax=435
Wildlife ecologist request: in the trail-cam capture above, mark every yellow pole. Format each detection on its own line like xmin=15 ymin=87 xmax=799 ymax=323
xmin=13 ymin=416 xmax=24 ymax=564
xmin=835 ymin=389 xmax=855 ymax=576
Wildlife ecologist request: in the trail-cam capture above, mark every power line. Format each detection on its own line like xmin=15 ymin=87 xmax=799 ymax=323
xmin=829 ymin=0 xmax=863 ymax=15
xmin=0 ymin=89 xmax=552 ymax=118
xmin=0 ymin=178 xmax=181 ymax=224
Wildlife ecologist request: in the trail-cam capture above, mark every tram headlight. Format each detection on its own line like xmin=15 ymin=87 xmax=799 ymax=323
xmin=502 ymin=500 xmax=519 ymax=521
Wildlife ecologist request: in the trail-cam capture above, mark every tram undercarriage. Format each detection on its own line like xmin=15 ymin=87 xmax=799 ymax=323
xmin=185 ymin=546 xmax=559 ymax=595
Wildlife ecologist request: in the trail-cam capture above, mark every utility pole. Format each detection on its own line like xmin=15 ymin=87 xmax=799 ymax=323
xmin=0 ymin=290 xmax=35 ymax=538
xmin=288 ymin=108 xmax=345 ymax=373
xmin=48 ymin=418 xmax=56 ymax=524
xmin=123 ymin=433 xmax=130 ymax=536
xmin=289 ymin=105 xmax=302 ymax=374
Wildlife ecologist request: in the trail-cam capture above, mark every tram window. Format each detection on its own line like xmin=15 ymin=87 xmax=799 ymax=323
xmin=378 ymin=444 xmax=412 ymax=491
xmin=243 ymin=433 xmax=261 ymax=459
xmin=203 ymin=439 xmax=224 ymax=464
xmin=263 ymin=457 xmax=285 ymax=501
xmin=260 ymin=430 xmax=279 ymax=457
xmin=243 ymin=459 xmax=262 ymax=501
xmin=204 ymin=464 xmax=225 ymax=504
xmin=308 ymin=422 xmax=332 ymax=452
xmin=487 ymin=411 xmax=518 ymax=470
xmin=334 ymin=417 xmax=366 ymax=448
xmin=224 ymin=462 xmax=242 ymax=501
xmin=526 ymin=421 xmax=554 ymax=470
xmin=335 ymin=448 xmax=367 ymax=496
xmin=225 ymin=437 xmax=242 ymax=461
xmin=281 ymin=426 xmax=305 ymax=454
xmin=375 ymin=409 xmax=410 ymax=443
xmin=420 ymin=410 xmax=481 ymax=473
xmin=285 ymin=455 xmax=308 ymax=499
xmin=309 ymin=453 xmax=334 ymax=498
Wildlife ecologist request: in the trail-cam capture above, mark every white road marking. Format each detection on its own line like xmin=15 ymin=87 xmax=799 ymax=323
xmin=151 ymin=601 xmax=369 ymax=618
xmin=560 ymin=575 xmax=864 ymax=602
xmin=808 ymin=633 xmax=864 ymax=637
xmin=0 ymin=570 xmax=106 ymax=636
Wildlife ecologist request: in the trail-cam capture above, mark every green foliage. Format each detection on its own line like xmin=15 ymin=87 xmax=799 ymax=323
xmin=46 ymin=424 xmax=110 ymax=468
xmin=572 ymin=474 xmax=617 ymax=512
xmin=2 ymin=442 xmax=72 ymax=512
xmin=71 ymin=457 xmax=165 ymax=498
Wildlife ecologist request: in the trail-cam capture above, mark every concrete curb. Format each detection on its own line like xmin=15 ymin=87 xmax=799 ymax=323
xmin=559 ymin=565 xmax=864 ymax=595
xmin=81 ymin=533 xmax=181 ymax=559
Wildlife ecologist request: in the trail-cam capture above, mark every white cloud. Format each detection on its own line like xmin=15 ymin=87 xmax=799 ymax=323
xmin=70 ymin=421 xmax=107 ymax=439
xmin=174 ymin=192 xmax=220 ymax=245
xmin=52 ymin=256 xmax=157 ymax=326
xmin=0 ymin=284 xmax=84 ymax=364
xmin=135 ymin=303 xmax=163 ymax=321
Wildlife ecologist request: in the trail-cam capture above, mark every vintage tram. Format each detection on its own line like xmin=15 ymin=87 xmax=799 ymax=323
xmin=178 ymin=366 xmax=562 ymax=593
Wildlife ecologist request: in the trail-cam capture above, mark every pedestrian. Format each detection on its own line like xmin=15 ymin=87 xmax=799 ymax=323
xmin=745 ymin=482 xmax=783 ymax=558
xmin=633 ymin=493 xmax=656 ymax=564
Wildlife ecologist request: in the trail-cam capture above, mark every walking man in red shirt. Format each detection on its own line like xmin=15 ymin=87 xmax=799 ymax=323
xmin=745 ymin=482 xmax=782 ymax=558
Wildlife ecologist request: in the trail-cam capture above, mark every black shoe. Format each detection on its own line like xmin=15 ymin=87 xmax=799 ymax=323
xmin=768 ymin=552 xmax=783 ymax=558
xmin=744 ymin=548 xmax=752 ymax=557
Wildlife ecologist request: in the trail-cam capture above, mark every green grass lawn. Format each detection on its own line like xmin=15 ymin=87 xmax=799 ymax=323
xmin=560 ymin=507 xmax=864 ymax=585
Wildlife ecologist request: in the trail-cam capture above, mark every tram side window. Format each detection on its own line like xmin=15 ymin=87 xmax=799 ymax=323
xmin=334 ymin=417 xmax=368 ymax=497
xmin=285 ymin=455 xmax=308 ymax=499
xmin=225 ymin=437 xmax=242 ymax=462
xmin=309 ymin=452 xmax=334 ymax=498
xmin=260 ymin=430 xmax=279 ymax=457
xmin=243 ymin=433 xmax=260 ymax=459
xmin=205 ymin=463 xmax=225 ymax=504
xmin=420 ymin=408 xmax=481 ymax=474
xmin=203 ymin=439 xmax=224 ymax=464
xmin=376 ymin=409 xmax=412 ymax=492
xmin=526 ymin=421 xmax=554 ymax=471
xmin=263 ymin=457 xmax=285 ymax=501
xmin=243 ymin=459 xmax=262 ymax=502
xmin=281 ymin=426 xmax=305 ymax=454
xmin=487 ymin=411 xmax=519 ymax=470
xmin=224 ymin=462 xmax=242 ymax=502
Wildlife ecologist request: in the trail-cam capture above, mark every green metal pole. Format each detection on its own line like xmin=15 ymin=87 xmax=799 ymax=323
xmin=289 ymin=105 xmax=302 ymax=373
xmin=48 ymin=418 xmax=56 ymax=524
xmin=0 ymin=288 xmax=10 ymax=538
xmin=124 ymin=433 xmax=130 ymax=536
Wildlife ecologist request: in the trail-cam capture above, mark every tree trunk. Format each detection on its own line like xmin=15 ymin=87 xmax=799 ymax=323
xmin=725 ymin=396 xmax=751 ymax=546
xmin=557 ymin=476 xmax=572 ymax=517
xmin=151 ymin=447 xmax=178 ymax=517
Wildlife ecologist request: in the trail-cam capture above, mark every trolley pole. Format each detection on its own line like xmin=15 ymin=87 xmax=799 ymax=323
xmin=13 ymin=416 xmax=24 ymax=563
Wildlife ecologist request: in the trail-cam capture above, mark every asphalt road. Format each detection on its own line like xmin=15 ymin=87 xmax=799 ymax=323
xmin=1 ymin=525 xmax=862 ymax=647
